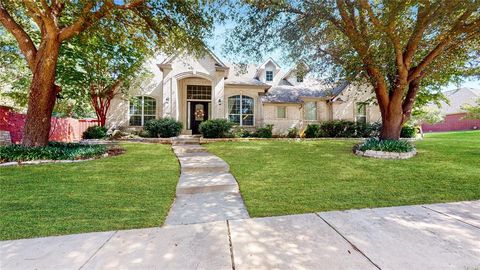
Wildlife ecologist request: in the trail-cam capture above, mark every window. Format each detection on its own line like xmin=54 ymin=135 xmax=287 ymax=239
xmin=129 ymin=96 xmax=156 ymax=126
xmin=277 ymin=106 xmax=287 ymax=119
xmin=266 ymin=71 xmax=273 ymax=82
xmin=187 ymin=85 xmax=211 ymax=100
xmin=296 ymin=75 xmax=304 ymax=82
xmin=356 ymin=103 xmax=367 ymax=124
xmin=305 ymin=101 xmax=317 ymax=121
xmin=228 ymin=95 xmax=254 ymax=126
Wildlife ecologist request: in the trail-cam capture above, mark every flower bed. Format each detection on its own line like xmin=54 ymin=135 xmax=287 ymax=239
xmin=353 ymin=138 xmax=417 ymax=159
xmin=0 ymin=142 xmax=122 ymax=165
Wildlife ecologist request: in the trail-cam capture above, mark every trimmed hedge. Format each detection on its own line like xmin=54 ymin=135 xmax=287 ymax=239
xmin=0 ymin=142 xmax=108 ymax=162
xmin=199 ymin=119 xmax=234 ymax=138
xmin=144 ymin=118 xmax=183 ymax=138
xmin=359 ymin=138 xmax=415 ymax=153
xmin=304 ymin=124 xmax=321 ymax=138
xmin=82 ymin=126 xmax=107 ymax=139
xmin=254 ymin=124 xmax=273 ymax=138
xmin=304 ymin=121 xmax=415 ymax=138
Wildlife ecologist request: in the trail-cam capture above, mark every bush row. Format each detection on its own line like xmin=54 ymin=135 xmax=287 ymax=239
xmin=199 ymin=119 xmax=274 ymax=138
xmin=304 ymin=121 xmax=416 ymax=138
xmin=0 ymin=142 xmax=108 ymax=162
xmin=83 ymin=118 xmax=417 ymax=140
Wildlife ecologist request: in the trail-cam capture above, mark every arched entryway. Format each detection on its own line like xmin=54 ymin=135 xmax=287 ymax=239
xmin=176 ymin=73 xmax=213 ymax=134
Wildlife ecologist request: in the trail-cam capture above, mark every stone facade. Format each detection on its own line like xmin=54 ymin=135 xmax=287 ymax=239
xmin=107 ymin=51 xmax=382 ymax=135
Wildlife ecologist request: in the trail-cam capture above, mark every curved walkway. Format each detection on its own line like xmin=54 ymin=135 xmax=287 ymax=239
xmin=165 ymin=136 xmax=249 ymax=225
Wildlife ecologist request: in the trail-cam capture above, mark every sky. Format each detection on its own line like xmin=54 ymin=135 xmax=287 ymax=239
xmin=206 ymin=22 xmax=480 ymax=92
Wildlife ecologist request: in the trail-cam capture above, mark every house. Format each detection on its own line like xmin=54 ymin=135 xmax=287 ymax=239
xmin=422 ymin=88 xmax=480 ymax=132
xmin=107 ymin=50 xmax=381 ymax=135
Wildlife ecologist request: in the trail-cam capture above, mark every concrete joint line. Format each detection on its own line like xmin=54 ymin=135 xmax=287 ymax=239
xmin=226 ymin=220 xmax=236 ymax=270
xmin=314 ymin=213 xmax=382 ymax=270
xmin=78 ymin=231 xmax=118 ymax=270
xmin=421 ymin=205 xmax=480 ymax=230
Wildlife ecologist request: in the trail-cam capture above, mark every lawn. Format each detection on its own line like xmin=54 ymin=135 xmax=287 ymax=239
xmin=205 ymin=131 xmax=480 ymax=217
xmin=0 ymin=143 xmax=179 ymax=240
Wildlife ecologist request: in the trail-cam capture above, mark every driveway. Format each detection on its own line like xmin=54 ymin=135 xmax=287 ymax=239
xmin=1 ymin=200 xmax=479 ymax=270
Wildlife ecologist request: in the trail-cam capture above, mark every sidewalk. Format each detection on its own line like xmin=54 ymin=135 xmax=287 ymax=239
xmin=165 ymin=136 xmax=249 ymax=225
xmin=1 ymin=200 xmax=479 ymax=270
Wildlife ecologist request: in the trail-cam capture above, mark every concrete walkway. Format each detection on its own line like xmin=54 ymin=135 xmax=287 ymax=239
xmin=1 ymin=200 xmax=479 ymax=270
xmin=165 ymin=136 xmax=249 ymax=225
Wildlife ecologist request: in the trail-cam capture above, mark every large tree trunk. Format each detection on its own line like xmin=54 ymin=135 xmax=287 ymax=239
xmin=22 ymin=38 xmax=61 ymax=147
xmin=379 ymin=100 xmax=404 ymax=140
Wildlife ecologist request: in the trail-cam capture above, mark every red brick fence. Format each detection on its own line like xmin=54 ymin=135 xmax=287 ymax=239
xmin=0 ymin=106 xmax=99 ymax=144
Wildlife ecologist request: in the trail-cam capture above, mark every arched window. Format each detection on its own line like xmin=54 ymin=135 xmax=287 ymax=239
xmin=228 ymin=95 xmax=254 ymax=126
xmin=129 ymin=96 xmax=156 ymax=126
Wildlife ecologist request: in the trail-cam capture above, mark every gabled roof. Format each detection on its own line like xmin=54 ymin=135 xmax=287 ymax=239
xmin=160 ymin=47 xmax=228 ymax=68
xmin=430 ymin=88 xmax=480 ymax=115
xmin=262 ymin=81 xmax=349 ymax=103
xmin=224 ymin=63 xmax=270 ymax=88
xmin=254 ymin=58 xmax=282 ymax=78
xmin=280 ymin=62 xmax=311 ymax=82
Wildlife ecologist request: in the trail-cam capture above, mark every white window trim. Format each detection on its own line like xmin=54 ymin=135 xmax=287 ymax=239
xmin=227 ymin=94 xmax=255 ymax=126
xmin=266 ymin=70 xmax=274 ymax=82
xmin=129 ymin=96 xmax=157 ymax=126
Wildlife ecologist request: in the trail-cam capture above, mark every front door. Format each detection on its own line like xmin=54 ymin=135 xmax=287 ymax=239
xmin=190 ymin=102 xmax=209 ymax=134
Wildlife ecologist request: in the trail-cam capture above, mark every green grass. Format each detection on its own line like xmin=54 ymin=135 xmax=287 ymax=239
xmin=0 ymin=143 xmax=179 ymax=240
xmin=205 ymin=131 xmax=480 ymax=217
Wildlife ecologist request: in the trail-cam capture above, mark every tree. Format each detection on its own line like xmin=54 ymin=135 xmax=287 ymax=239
xmin=58 ymin=21 xmax=152 ymax=127
xmin=462 ymin=98 xmax=480 ymax=119
xmin=226 ymin=1 xmax=480 ymax=140
xmin=0 ymin=1 xmax=212 ymax=146
xmin=409 ymin=106 xmax=444 ymax=137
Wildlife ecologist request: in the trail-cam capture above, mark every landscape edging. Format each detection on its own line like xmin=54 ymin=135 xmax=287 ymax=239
xmin=354 ymin=148 xmax=417 ymax=159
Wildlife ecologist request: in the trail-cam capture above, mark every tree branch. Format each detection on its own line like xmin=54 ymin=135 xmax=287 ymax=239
xmin=59 ymin=0 xmax=146 ymax=41
xmin=408 ymin=9 xmax=478 ymax=82
xmin=0 ymin=2 xmax=37 ymax=70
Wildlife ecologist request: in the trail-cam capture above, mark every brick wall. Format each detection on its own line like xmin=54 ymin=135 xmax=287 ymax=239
xmin=422 ymin=113 xmax=480 ymax=133
xmin=0 ymin=106 xmax=99 ymax=144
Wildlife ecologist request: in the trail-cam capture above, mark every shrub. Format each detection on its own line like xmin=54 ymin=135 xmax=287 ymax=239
xmin=254 ymin=124 xmax=273 ymax=138
xmin=319 ymin=120 xmax=357 ymax=137
xmin=199 ymin=119 xmax=234 ymax=138
xmin=359 ymin=138 xmax=414 ymax=153
xmin=144 ymin=118 xmax=183 ymax=138
xmin=355 ymin=122 xmax=382 ymax=138
xmin=401 ymin=125 xmax=417 ymax=138
xmin=0 ymin=142 xmax=108 ymax=162
xmin=304 ymin=124 xmax=321 ymax=138
xmin=82 ymin=126 xmax=107 ymax=139
xmin=287 ymin=127 xmax=300 ymax=138
xmin=232 ymin=126 xmax=252 ymax=138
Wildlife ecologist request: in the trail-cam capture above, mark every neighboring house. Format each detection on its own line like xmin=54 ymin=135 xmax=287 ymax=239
xmin=422 ymin=88 xmax=480 ymax=132
xmin=107 ymin=50 xmax=381 ymax=135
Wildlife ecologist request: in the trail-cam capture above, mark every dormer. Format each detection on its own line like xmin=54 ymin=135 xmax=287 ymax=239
xmin=281 ymin=62 xmax=310 ymax=86
xmin=255 ymin=58 xmax=281 ymax=84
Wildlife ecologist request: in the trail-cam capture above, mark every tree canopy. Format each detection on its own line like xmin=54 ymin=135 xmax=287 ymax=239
xmin=0 ymin=0 xmax=216 ymax=146
xmin=226 ymin=0 xmax=480 ymax=139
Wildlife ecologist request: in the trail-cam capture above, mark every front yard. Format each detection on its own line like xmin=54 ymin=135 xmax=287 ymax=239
xmin=0 ymin=143 xmax=179 ymax=240
xmin=1 ymin=131 xmax=478 ymax=241
xmin=206 ymin=131 xmax=480 ymax=217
